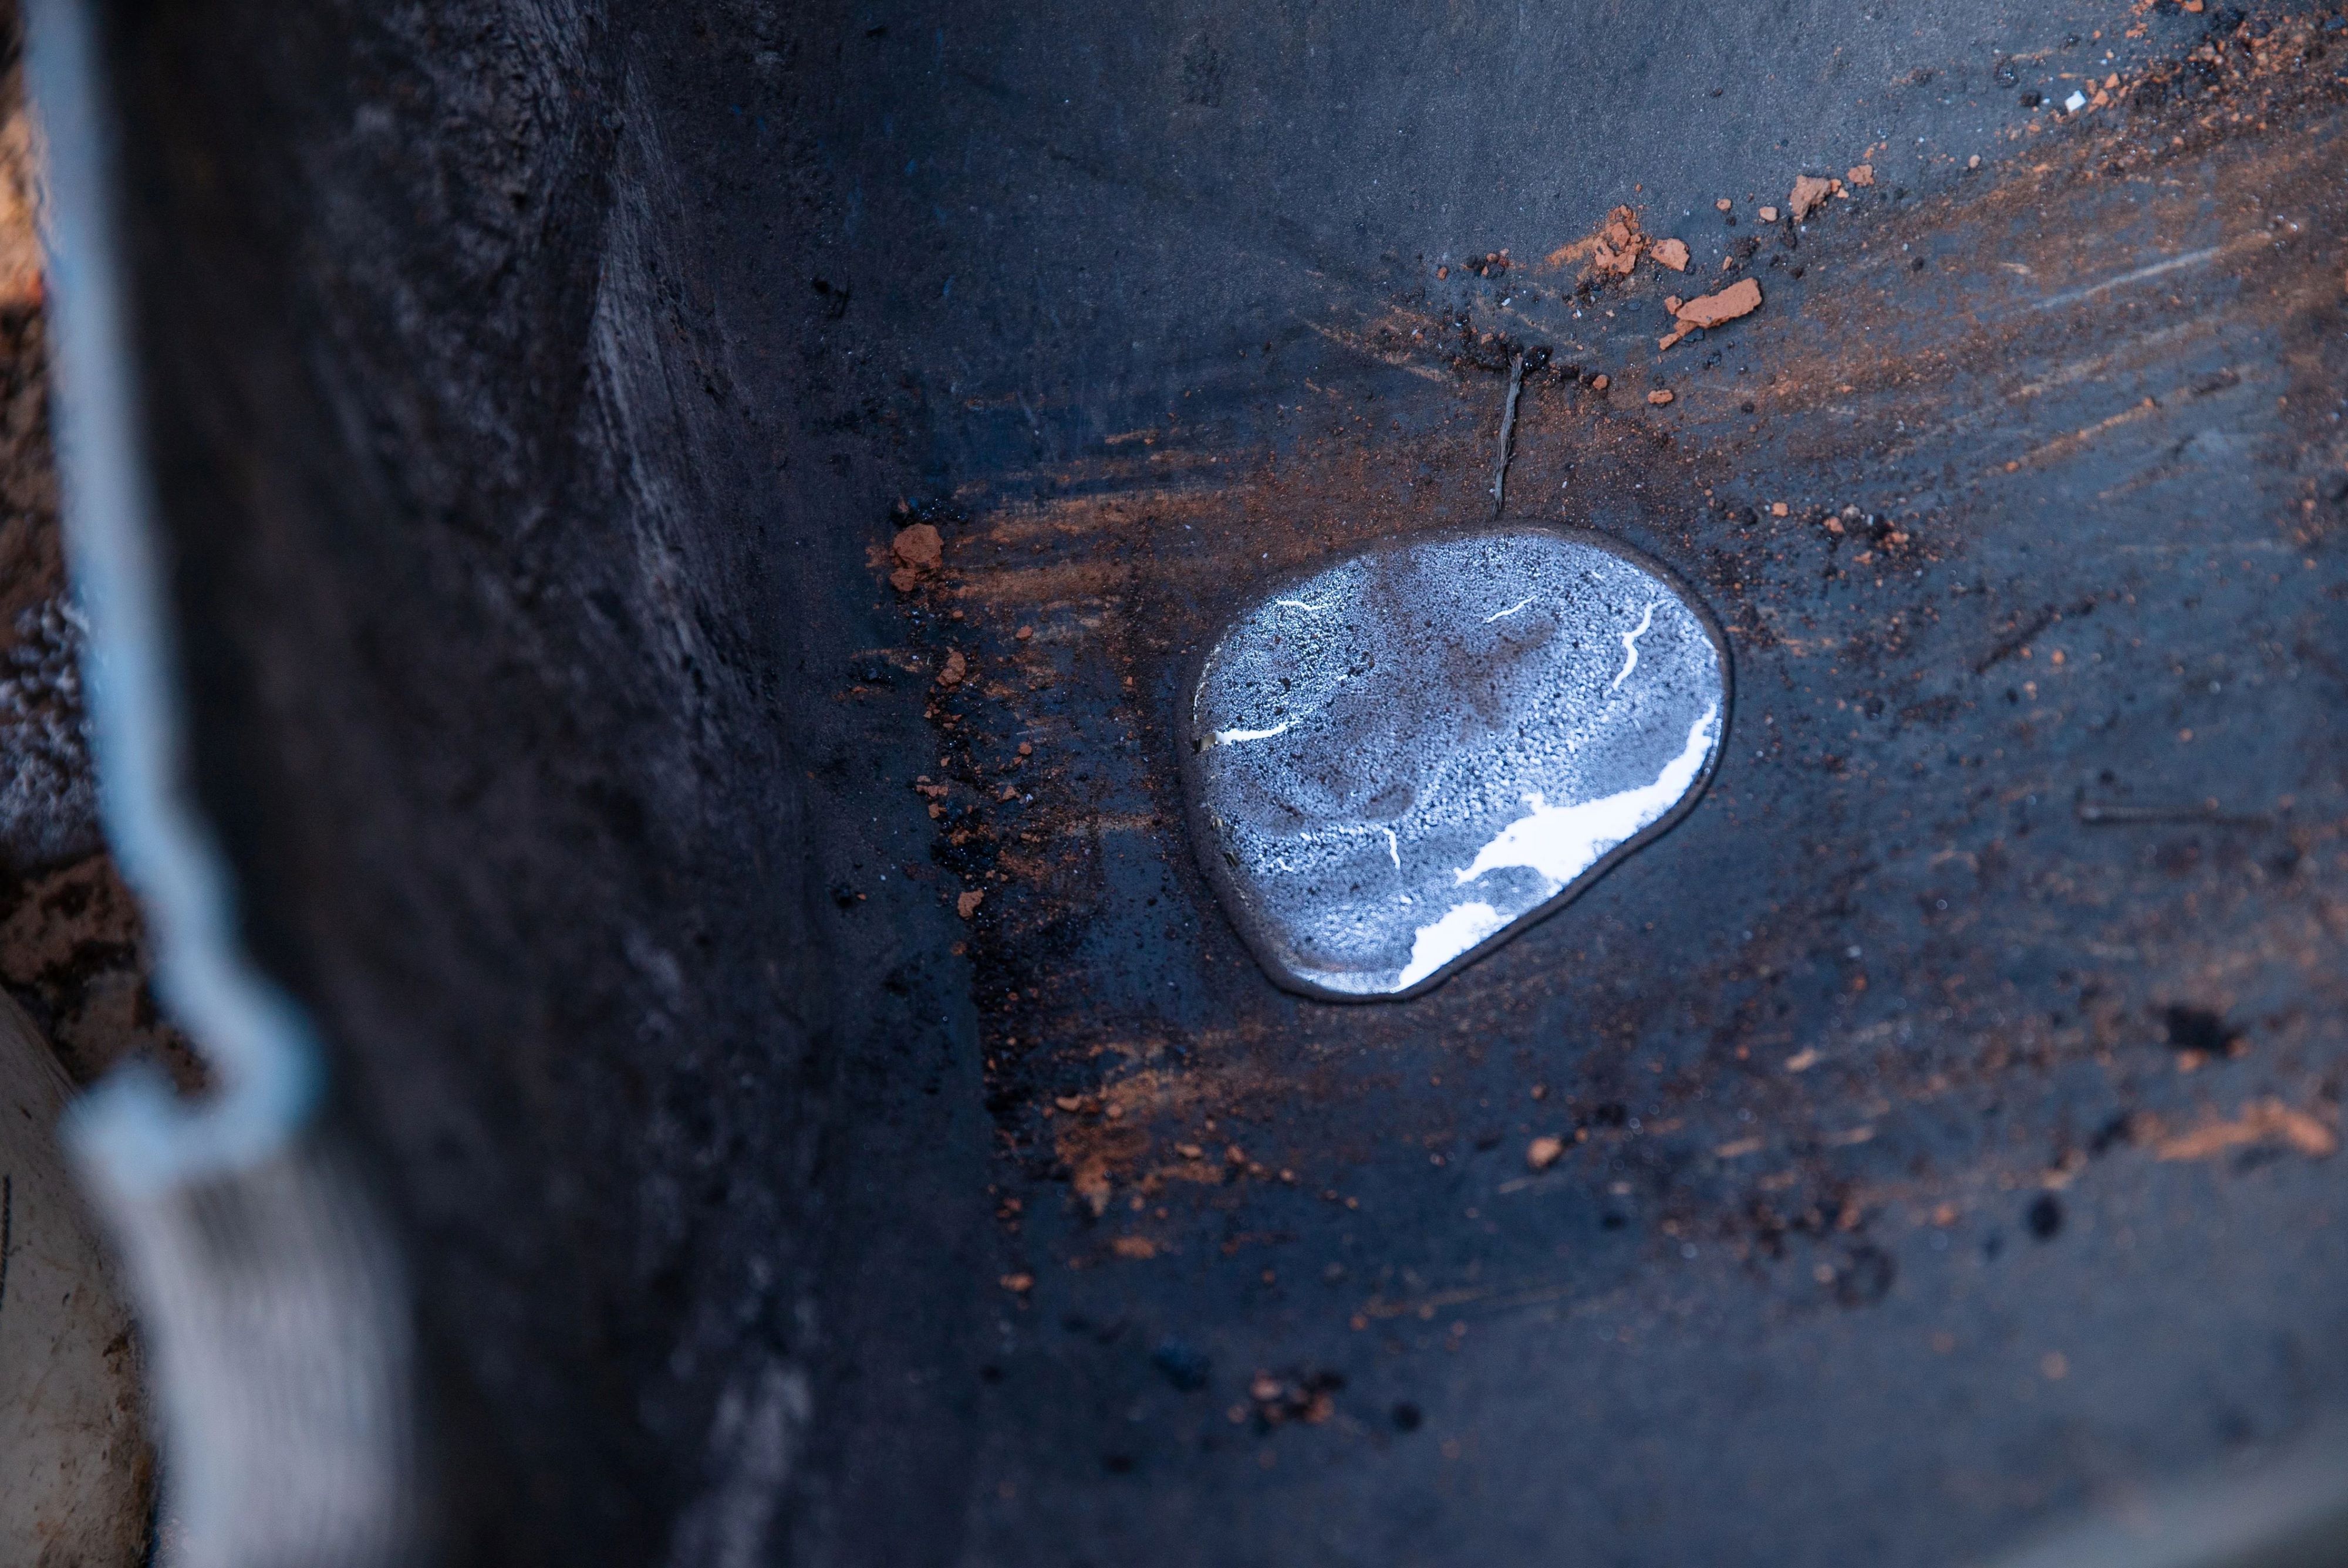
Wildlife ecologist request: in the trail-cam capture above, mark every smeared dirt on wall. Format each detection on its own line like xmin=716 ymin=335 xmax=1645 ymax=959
xmin=864 ymin=4 xmax=2348 ymax=1509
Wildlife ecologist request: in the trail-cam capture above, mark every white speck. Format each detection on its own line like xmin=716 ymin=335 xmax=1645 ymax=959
xmin=1383 ymin=826 xmax=1401 ymax=869
xmin=1272 ymin=598 xmax=1332 ymax=613
xmin=1484 ymin=596 xmax=1538 ymax=623
xmin=1610 ymin=601 xmax=1661 ymax=692
xmin=2064 ymin=90 xmax=2087 ymax=112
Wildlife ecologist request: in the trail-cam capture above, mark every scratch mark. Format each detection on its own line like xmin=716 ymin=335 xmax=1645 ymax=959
xmin=2033 ymin=239 xmax=2245 ymax=312
xmin=1485 ymin=596 xmax=1537 ymax=623
xmin=1489 ymin=352 xmax=1527 ymax=515
xmin=2000 ymin=396 xmax=2169 ymax=472
xmin=1974 ymin=597 xmax=2093 ymax=674
xmin=1296 ymin=319 xmax=1450 ymax=383
xmin=2075 ymin=800 xmax=2269 ymax=829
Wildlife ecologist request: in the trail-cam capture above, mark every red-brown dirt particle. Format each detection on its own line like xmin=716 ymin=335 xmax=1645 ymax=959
xmin=890 ymin=522 xmax=944 ymax=593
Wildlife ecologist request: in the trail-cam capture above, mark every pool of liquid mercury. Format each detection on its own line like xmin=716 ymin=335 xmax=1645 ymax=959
xmin=1179 ymin=526 xmax=1730 ymax=999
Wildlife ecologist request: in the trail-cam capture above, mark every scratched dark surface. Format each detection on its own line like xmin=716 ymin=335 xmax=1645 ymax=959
xmin=819 ymin=4 xmax=2348 ymax=1563
xmin=100 ymin=0 xmax=2348 ymax=1562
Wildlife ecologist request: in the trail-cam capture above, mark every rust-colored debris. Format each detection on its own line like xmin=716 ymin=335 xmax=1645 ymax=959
xmin=1788 ymin=174 xmax=1840 ymax=221
xmin=1589 ymin=373 xmax=1610 ymax=392
xmin=2155 ymin=1099 xmax=2338 ymax=1161
xmin=936 ymin=648 xmax=967 ymax=687
xmin=1649 ymin=236 xmax=1691 ymax=272
xmin=1846 ymin=163 xmax=1875 ymax=187
xmin=889 ymin=521 xmax=943 ymax=592
xmin=1647 ymin=388 xmax=1675 ymax=405
xmin=1658 ymin=277 xmax=1763 ymax=350
xmin=1237 ymin=1371 xmax=1340 ymax=1427
xmin=1758 ymin=205 xmax=1779 ymax=223
xmin=1590 ymin=205 xmax=1648 ymax=276
xmin=1676 ymin=277 xmax=1762 ymax=329
xmin=957 ymin=888 xmax=985 ymax=918
xmin=927 ymin=6 xmax=2348 ymax=1305
xmin=1060 ymin=1120 xmax=1151 ymax=1216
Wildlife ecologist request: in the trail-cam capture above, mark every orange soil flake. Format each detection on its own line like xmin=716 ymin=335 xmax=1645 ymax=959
xmin=1649 ymin=236 xmax=1691 ymax=272
xmin=1589 ymin=205 xmax=1648 ymax=277
xmin=1658 ymin=277 xmax=1763 ymax=350
xmin=1789 ymin=174 xmax=1840 ymax=220
xmin=890 ymin=521 xmax=943 ymax=592
xmin=1675 ymin=277 xmax=1762 ymax=329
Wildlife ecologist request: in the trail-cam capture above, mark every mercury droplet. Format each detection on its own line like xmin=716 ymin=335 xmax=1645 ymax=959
xmin=1179 ymin=526 xmax=1729 ymax=1000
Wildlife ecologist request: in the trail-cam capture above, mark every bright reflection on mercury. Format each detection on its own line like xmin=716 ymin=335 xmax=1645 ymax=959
xmin=1179 ymin=526 xmax=1730 ymax=1000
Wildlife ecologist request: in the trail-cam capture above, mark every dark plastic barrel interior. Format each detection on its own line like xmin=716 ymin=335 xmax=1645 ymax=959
xmin=87 ymin=0 xmax=2348 ymax=1562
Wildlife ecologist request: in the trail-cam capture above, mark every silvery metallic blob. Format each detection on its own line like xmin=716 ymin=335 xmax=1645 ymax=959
xmin=1179 ymin=526 xmax=1729 ymax=999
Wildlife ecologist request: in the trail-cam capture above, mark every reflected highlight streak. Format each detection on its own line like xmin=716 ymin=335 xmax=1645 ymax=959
xmin=1611 ymin=601 xmax=1659 ymax=692
xmin=1393 ymin=702 xmax=1719 ymax=989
